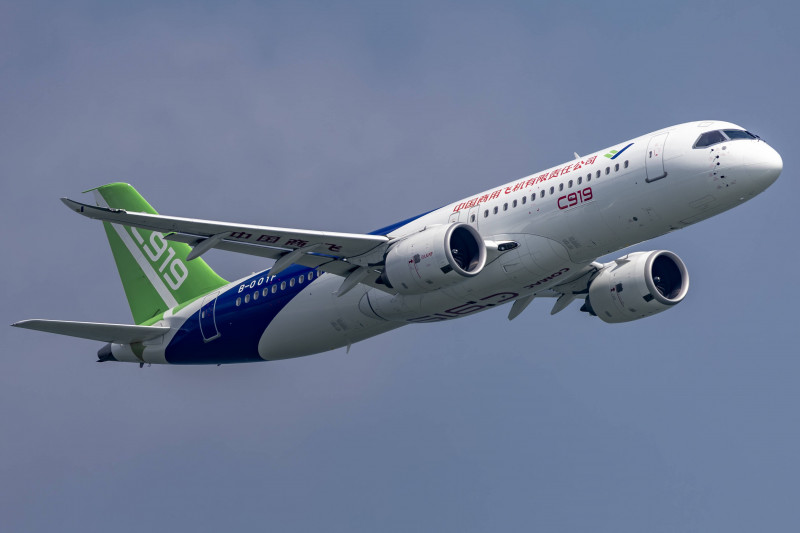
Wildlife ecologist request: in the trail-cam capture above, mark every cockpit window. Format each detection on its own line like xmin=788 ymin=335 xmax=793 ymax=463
xmin=694 ymin=130 xmax=727 ymax=148
xmin=723 ymin=129 xmax=758 ymax=140
xmin=694 ymin=129 xmax=761 ymax=149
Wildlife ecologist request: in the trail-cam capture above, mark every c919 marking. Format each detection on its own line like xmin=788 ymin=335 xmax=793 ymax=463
xmin=130 ymin=228 xmax=188 ymax=290
xmin=558 ymin=187 xmax=593 ymax=210
xmin=407 ymin=292 xmax=518 ymax=323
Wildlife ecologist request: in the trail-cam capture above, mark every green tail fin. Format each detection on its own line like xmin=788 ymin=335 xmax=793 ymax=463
xmin=91 ymin=183 xmax=228 ymax=324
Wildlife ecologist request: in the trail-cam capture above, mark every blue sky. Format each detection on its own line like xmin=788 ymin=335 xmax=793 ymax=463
xmin=2 ymin=1 xmax=799 ymax=531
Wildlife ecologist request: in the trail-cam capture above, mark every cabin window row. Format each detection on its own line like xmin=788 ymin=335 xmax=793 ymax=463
xmin=478 ymin=160 xmax=629 ymax=219
xmin=235 ymin=270 xmax=320 ymax=306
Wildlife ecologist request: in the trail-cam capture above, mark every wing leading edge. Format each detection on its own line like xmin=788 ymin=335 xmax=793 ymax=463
xmin=61 ymin=198 xmax=394 ymax=290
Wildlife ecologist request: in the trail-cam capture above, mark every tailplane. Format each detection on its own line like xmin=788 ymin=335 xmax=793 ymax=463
xmin=11 ymin=319 xmax=169 ymax=344
xmin=90 ymin=183 xmax=228 ymax=324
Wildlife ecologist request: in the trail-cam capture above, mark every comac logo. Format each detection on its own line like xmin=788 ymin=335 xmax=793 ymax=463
xmin=129 ymin=228 xmax=188 ymax=290
xmin=604 ymin=142 xmax=634 ymax=160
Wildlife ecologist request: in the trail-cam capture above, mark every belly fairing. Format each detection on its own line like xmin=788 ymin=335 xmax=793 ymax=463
xmin=258 ymin=275 xmax=401 ymax=360
xmin=362 ymin=233 xmax=579 ymax=323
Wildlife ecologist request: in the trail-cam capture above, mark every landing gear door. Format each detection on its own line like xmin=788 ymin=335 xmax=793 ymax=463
xmin=646 ymin=132 xmax=668 ymax=182
xmin=199 ymin=291 xmax=221 ymax=342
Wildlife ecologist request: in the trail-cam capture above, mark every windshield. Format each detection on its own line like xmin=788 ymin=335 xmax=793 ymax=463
xmin=694 ymin=130 xmax=727 ymax=148
xmin=694 ymin=129 xmax=760 ymax=149
xmin=723 ymin=129 xmax=758 ymax=140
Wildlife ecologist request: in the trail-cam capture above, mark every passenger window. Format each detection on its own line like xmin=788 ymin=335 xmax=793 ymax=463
xmin=558 ymin=183 xmax=564 ymax=191
xmin=262 ymin=287 xmax=268 ymax=297
xmin=503 ymin=203 xmax=508 ymax=211
xmin=614 ymin=163 xmax=619 ymax=171
xmin=271 ymin=284 xmax=277 ymax=294
xmin=549 ymin=186 xmax=554 ymax=195
xmin=596 ymin=170 xmax=601 ymax=178
xmin=470 ymin=214 xmax=476 ymax=222
xmin=236 ymin=297 xmax=241 ymax=307
xmin=308 ymin=271 xmax=314 ymax=281
xmin=244 ymin=294 xmax=250 ymax=303
xmin=280 ymin=281 xmax=286 ymax=290
xmin=493 ymin=206 xmax=498 ymax=214
xmin=253 ymin=291 xmax=259 ymax=300
xmin=568 ymin=179 xmax=573 ymax=188
xmin=624 ymin=160 xmax=629 ymax=168
xmin=289 ymin=278 xmax=295 ymax=287
xmin=512 ymin=199 xmax=517 ymax=208
xmin=605 ymin=167 xmax=610 ymax=175
xmin=539 ymin=190 xmax=544 ymax=199
xmin=577 ymin=176 xmax=582 ymax=185
xmin=484 ymin=209 xmax=489 ymax=218
xmin=299 ymin=274 xmax=304 ymax=284
xmin=521 ymin=196 xmax=526 ymax=205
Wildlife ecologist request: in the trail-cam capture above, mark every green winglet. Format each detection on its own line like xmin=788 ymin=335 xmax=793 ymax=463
xmin=91 ymin=183 xmax=228 ymax=324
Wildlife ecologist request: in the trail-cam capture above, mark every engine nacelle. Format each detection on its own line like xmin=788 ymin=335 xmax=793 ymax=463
xmin=585 ymin=250 xmax=689 ymax=323
xmin=382 ymin=223 xmax=486 ymax=294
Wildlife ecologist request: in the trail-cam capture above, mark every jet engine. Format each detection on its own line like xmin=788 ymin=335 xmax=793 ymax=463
xmin=583 ymin=250 xmax=689 ymax=323
xmin=381 ymin=223 xmax=486 ymax=294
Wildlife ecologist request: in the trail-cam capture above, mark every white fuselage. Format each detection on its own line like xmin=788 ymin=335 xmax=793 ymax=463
xmin=111 ymin=120 xmax=781 ymax=364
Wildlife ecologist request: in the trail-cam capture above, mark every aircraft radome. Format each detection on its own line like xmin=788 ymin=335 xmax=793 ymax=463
xmin=13 ymin=121 xmax=782 ymax=365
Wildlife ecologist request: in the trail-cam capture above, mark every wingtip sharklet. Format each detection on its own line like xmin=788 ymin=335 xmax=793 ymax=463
xmin=61 ymin=198 xmax=127 ymax=216
xmin=61 ymin=197 xmax=82 ymax=212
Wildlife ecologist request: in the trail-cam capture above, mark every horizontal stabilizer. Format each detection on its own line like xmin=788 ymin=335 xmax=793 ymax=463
xmin=12 ymin=319 xmax=169 ymax=343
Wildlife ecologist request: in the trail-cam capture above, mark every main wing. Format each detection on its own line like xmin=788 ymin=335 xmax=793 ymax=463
xmin=61 ymin=198 xmax=394 ymax=293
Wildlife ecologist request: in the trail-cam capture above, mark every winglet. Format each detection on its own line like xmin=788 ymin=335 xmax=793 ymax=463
xmin=61 ymin=197 xmax=84 ymax=212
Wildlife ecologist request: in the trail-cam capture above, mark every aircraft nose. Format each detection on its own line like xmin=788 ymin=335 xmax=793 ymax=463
xmin=744 ymin=143 xmax=783 ymax=186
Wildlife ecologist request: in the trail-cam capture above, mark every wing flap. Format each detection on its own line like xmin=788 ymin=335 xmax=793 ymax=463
xmin=167 ymin=234 xmax=361 ymax=272
xmin=12 ymin=319 xmax=170 ymax=344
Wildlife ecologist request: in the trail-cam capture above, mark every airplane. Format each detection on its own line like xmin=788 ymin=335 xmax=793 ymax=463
xmin=12 ymin=120 xmax=782 ymax=366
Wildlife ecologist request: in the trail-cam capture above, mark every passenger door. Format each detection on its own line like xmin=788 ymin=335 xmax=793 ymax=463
xmin=645 ymin=133 xmax=669 ymax=182
xmin=199 ymin=291 xmax=221 ymax=342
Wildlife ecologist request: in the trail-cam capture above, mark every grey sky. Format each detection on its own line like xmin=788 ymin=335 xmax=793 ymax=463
xmin=2 ymin=1 xmax=799 ymax=531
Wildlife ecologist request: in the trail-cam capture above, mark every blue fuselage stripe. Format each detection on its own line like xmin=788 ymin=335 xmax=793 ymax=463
xmin=165 ymin=209 xmax=431 ymax=363
xmin=164 ymin=264 xmax=320 ymax=364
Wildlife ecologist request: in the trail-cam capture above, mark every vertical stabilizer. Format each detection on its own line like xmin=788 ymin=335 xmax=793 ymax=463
xmin=91 ymin=183 xmax=228 ymax=324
